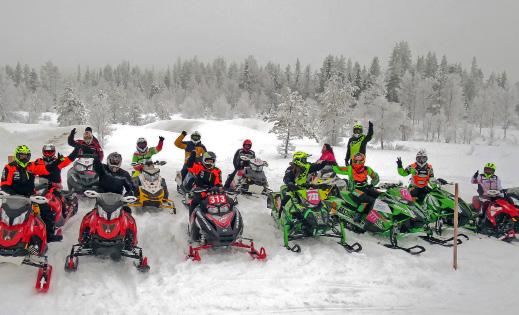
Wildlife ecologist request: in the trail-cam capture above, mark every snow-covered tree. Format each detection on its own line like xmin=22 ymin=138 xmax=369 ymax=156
xmin=182 ymin=90 xmax=204 ymax=118
xmin=56 ymin=86 xmax=87 ymax=126
xmin=88 ymin=90 xmax=113 ymax=145
xmin=234 ymin=91 xmax=255 ymax=117
xmin=269 ymin=87 xmax=308 ymax=158
xmin=212 ymin=94 xmax=232 ymax=119
xmin=317 ymin=75 xmax=356 ymax=145
xmin=371 ymin=97 xmax=404 ymax=149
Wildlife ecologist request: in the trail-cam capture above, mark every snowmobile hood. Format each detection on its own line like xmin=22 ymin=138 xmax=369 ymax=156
xmin=96 ymin=193 xmax=124 ymax=213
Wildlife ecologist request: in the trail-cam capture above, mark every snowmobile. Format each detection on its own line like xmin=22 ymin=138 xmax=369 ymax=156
xmin=66 ymin=154 xmax=100 ymax=194
xmin=130 ymin=160 xmax=175 ymax=213
xmin=325 ymin=185 xmax=427 ymax=254
xmin=229 ymin=155 xmax=271 ymax=195
xmin=34 ymin=177 xmax=79 ymax=241
xmin=267 ymin=185 xmax=362 ymax=253
xmin=0 ymin=191 xmax=53 ymax=292
xmin=472 ymin=189 xmax=519 ymax=241
xmin=186 ymin=187 xmax=267 ymax=261
xmin=64 ymin=190 xmax=149 ymax=272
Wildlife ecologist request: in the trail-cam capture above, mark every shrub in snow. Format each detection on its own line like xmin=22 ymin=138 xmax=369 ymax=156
xmin=56 ymin=86 xmax=87 ymax=126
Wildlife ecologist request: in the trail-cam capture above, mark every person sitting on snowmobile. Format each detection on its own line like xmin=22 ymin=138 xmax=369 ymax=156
xmin=345 ymin=121 xmax=373 ymax=165
xmin=185 ymin=150 xmax=223 ymax=216
xmin=93 ymin=152 xmax=135 ymax=198
xmin=132 ymin=136 xmax=164 ymax=176
xmin=33 ymin=144 xmax=80 ymax=186
xmin=317 ymin=143 xmax=337 ymax=166
xmin=68 ymin=126 xmax=104 ymax=160
xmin=223 ymin=139 xmax=256 ymax=189
xmin=397 ymin=149 xmax=435 ymax=203
xmin=278 ymin=151 xmax=327 ymax=217
xmin=333 ymin=153 xmax=379 ymax=221
xmin=471 ymin=163 xmax=503 ymax=215
xmin=175 ymin=130 xmax=206 ymax=181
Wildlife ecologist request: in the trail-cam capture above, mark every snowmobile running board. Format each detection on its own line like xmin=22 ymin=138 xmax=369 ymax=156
xmin=64 ymin=243 xmax=149 ymax=272
xmin=383 ymin=243 xmax=426 ymax=255
xmin=286 ymin=234 xmax=363 ymax=253
xmin=186 ymin=238 xmax=267 ymax=262
xmin=419 ymin=233 xmax=469 ymax=247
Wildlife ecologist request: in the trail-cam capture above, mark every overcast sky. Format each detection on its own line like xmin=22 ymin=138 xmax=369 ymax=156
xmin=1 ymin=0 xmax=518 ymax=80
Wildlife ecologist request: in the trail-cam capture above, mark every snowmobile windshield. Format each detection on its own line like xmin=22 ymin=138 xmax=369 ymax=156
xmin=1 ymin=197 xmax=31 ymax=225
xmin=143 ymin=172 xmax=160 ymax=183
xmin=97 ymin=193 xmax=124 ymax=213
xmin=250 ymin=163 xmax=263 ymax=172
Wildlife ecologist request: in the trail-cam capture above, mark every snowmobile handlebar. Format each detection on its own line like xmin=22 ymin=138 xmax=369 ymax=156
xmin=192 ymin=186 xmax=225 ymax=194
xmin=0 ymin=191 xmax=48 ymax=204
xmin=83 ymin=190 xmax=138 ymax=203
xmin=131 ymin=160 xmax=167 ymax=167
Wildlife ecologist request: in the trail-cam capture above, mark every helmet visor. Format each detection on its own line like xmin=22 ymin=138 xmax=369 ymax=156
xmin=16 ymin=153 xmax=31 ymax=163
xmin=137 ymin=141 xmax=147 ymax=149
xmin=416 ymin=156 xmax=427 ymax=164
xmin=108 ymin=154 xmax=122 ymax=167
xmin=243 ymin=144 xmax=251 ymax=150
xmin=43 ymin=150 xmax=55 ymax=157
xmin=484 ymin=167 xmax=495 ymax=175
xmin=191 ymin=135 xmax=201 ymax=142
xmin=353 ymin=128 xmax=362 ymax=134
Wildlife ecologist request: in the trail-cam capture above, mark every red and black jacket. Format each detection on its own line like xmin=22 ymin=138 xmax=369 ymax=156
xmin=1 ymin=161 xmax=58 ymax=197
xmin=68 ymin=132 xmax=104 ymax=161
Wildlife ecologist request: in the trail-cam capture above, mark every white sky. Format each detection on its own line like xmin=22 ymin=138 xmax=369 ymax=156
xmin=1 ymin=0 xmax=518 ymax=80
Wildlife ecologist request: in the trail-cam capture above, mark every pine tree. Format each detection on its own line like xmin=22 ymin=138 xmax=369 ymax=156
xmin=212 ymin=94 xmax=232 ymax=119
xmin=56 ymin=87 xmax=87 ymax=126
xmin=88 ymin=90 xmax=113 ymax=145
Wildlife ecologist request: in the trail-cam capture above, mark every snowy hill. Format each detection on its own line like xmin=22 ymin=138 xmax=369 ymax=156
xmin=0 ymin=118 xmax=518 ymax=315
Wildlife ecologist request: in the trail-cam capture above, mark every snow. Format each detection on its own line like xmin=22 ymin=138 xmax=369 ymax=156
xmin=0 ymin=118 xmax=518 ymax=315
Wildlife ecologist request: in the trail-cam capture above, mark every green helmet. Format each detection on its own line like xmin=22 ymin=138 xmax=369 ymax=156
xmin=484 ymin=162 xmax=496 ymax=171
xmin=292 ymin=151 xmax=310 ymax=167
xmin=483 ymin=163 xmax=496 ymax=178
xmin=14 ymin=145 xmax=31 ymax=168
xmin=353 ymin=122 xmax=363 ymax=137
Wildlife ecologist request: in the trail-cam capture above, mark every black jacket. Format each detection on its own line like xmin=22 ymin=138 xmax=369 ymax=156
xmin=93 ymin=160 xmax=135 ymax=196
xmin=232 ymin=149 xmax=256 ymax=170
xmin=345 ymin=122 xmax=373 ymax=163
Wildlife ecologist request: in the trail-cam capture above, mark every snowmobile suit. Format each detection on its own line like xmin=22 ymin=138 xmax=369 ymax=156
xmin=471 ymin=174 xmax=502 ymax=198
xmin=345 ymin=122 xmax=373 ymax=164
xmin=1 ymin=161 xmax=59 ymax=197
xmin=33 ymin=147 xmax=79 ymax=184
xmin=333 ymin=164 xmax=380 ymax=214
xmin=93 ymin=159 xmax=135 ymax=196
xmin=132 ymin=138 xmax=164 ymax=176
xmin=175 ymin=132 xmax=206 ymax=180
xmin=318 ymin=150 xmax=337 ymax=166
xmin=398 ymin=162 xmax=434 ymax=203
xmin=224 ymin=148 xmax=256 ymax=189
xmin=185 ymin=153 xmax=223 ymax=216
xmin=68 ymin=131 xmax=104 ymax=161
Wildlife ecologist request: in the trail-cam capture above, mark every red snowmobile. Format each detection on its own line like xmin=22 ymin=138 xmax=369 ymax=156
xmin=0 ymin=192 xmax=53 ymax=292
xmin=472 ymin=189 xmax=519 ymax=241
xmin=64 ymin=190 xmax=149 ymax=272
xmin=34 ymin=177 xmax=78 ymax=242
xmin=186 ymin=187 xmax=267 ymax=261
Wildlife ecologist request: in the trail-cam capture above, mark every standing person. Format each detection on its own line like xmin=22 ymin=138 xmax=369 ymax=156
xmin=68 ymin=127 xmax=104 ymax=160
xmin=131 ymin=136 xmax=165 ymax=176
xmin=317 ymin=143 xmax=337 ymax=166
xmin=224 ymin=139 xmax=255 ymax=189
xmin=345 ymin=121 xmax=373 ymax=165
xmin=174 ymin=130 xmax=206 ymax=180
xmin=397 ymin=149 xmax=435 ymax=203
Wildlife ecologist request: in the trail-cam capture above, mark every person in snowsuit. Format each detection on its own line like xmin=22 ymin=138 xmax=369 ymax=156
xmin=317 ymin=143 xmax=337 ymax=166
xmin=33 ymin=144 xmax=80 ymax=185
xmin=333 ymin=153 xmax=379 ymax=221
xmin=131 ymin=136 xmax=164 ymax=176
xmin=471 ymin=163 xmax=502 ymax=216
xmin=278 ymin=151 xmax=327 ymax=218
xmin=224 ymin=139 xmax=256 ymax=189
xmin=175 ymin=130 xmax=206 ymax=181
xmin=68 ymin=127 xmax=104 ymax=160
xmin=397 ymin=149 xmax=435 ymax=203
xmin=93 ymin=152 xmax=135 ymax=197
xmin=1 ymin=145 xmax=68 ymax=241
xmin=185 ymin=150 xmax=223 ymax=216
xmin=345 ymin=121 xmax=373 ymax=165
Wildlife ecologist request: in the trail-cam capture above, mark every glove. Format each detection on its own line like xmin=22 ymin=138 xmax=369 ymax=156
xmin=473 ymin=170 xmax=479 ymax=179
xmin=70 ymin=128 xmax=76 ymax=136
xmin=287 ymin=183 xmax=298 ymax=191
xmin=181 ymin=130 xmax=187 ymax=136
xmin=437 ymin=178 xmax=448 ymax=185
xmin=57 ymin=153 xmax=64 ymax=160
xmin=369 ymin=121 xmax=373 ymax=128
xmin=159 ymin=136 xmax=165 ymax=142
xmin=397 ymin=157 xmax=403 ymax=168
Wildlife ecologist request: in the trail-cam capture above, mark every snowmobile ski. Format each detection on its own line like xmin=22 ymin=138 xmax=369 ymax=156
xmin=419 ymin=233 xmax=469 ymax=247
xmin=383 ymin=243 xmax=426 ymax=255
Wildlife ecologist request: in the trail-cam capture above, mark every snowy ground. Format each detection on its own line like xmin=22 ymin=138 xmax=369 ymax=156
xmin=0 ymin=118 xmax=518 ymax=315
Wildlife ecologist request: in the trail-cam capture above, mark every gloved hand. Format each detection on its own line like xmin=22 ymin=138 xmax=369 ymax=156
xmin=437 ymin=178 xmax=448 ymax=185
xmin=181 ymin=130 xmax=187 ymax=136
xmin=57 ymin=153 xmax=64 ymax=160
xmin=287 ymin=183 xmax=298 ymax=191
xmin=159 ymin=136 xmax=165 ymax=142
xmin=369 ymin=121 xmax=373 ymax=128
xmin=397 ymin=157 xmax=403 ymax=168
xmin=473 ymin=170 xmax=479 ymax=179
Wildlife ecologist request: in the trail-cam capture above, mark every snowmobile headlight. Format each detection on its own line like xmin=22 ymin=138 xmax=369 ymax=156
xmin=0 ymin=210 xmax=9 ymax=225
xmin=219 ymin=205 xmax=230 ymax=213
xmin=250 ymin=164 xmax=262 ymax=172
xmin=97 ymin=207 xmax=109 ymax=220
xmin=144 ymin=173 xmax=160 ymax=182
xmin=75 ymin=164 xmax=87 ymax=172
xmin=12 ymin=211 xmax=28 ymax=226
xmin=207 ymin=206 xmax=219 ymax=214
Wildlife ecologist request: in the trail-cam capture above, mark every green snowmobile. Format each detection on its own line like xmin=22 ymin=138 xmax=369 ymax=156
xmin=267 ymin=185 xmax=362 ymax=253
xmin=325 ymin=184 xmax=427 ymax=255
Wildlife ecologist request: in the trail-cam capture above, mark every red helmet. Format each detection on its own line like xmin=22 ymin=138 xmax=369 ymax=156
xmin=42 ymin=144 xmax=56 ymax=162
xmin=243 ymin=139 xmax=252 ymax=150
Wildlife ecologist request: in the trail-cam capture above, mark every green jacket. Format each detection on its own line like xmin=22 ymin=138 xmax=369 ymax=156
xmin=333 ymin=165 xmax=379 ymax=190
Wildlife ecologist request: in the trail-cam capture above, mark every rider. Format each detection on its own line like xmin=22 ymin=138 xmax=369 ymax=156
xmin=185 ymin=150 xmax=223 ymax=216
xmin=68 ymin=127 xmax=104 ymax=160
xmin=345 ymin=121 xmax=373 ymax=165
xmin=471 ymin=163 xmax=502 ymax=215
xmin=93 ymin=152 xmax=135 ymax=198
xmin=223 ymin=139 xmax=256 ymax=190
xmin=33 ymin=144 xmax=80 ymax=185
xmin=132 ymin=136 xmax=165 ymax=176
xmin=333 ymin=153 xmax=379 ymax=221
xmin=175 ymin=130 xmax=206 ymax=181
xmin=397 ymin=149 xmax=435 ymax=203
xmin=278 ymin=151 xmax=327 ymax=217
xmin=317 ymin=143 xmax=337 ymax=166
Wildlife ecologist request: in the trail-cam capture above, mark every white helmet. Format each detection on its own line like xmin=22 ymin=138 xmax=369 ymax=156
xmin=416 ymin=149 xmax=428 ymax=167
xmin=191 ymin=131 xmax=201 ymax=144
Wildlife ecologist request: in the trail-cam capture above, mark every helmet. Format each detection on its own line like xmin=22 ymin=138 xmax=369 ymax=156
xmin=191 ymin=131 xmax=201 ymax=144
xmin=14 ymin=145 xmax=31 ymax=167
xmin=352 ymin=153 xmax=366 ymax=165
xmin=42 ymin=144 xmax=56 ymax=162
xmin=483 ymin=163 xmax=496 ymax=178
xmin=292 ymin=151 xmax=310 ymax=168
xmin=353 ymin=122 xmax=363 ymax=138
xmin=416 ymin=149 xmax=428 ymax=167
xmin=136 ymin=137 xmax=148 ymax=153
xmin=202 ymin=151 xmax=216 ymax=169
xmin=107 ymin=152 xmax=122 ymax=172
xmin=243 ymin=139 xmax=252 ymax=151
